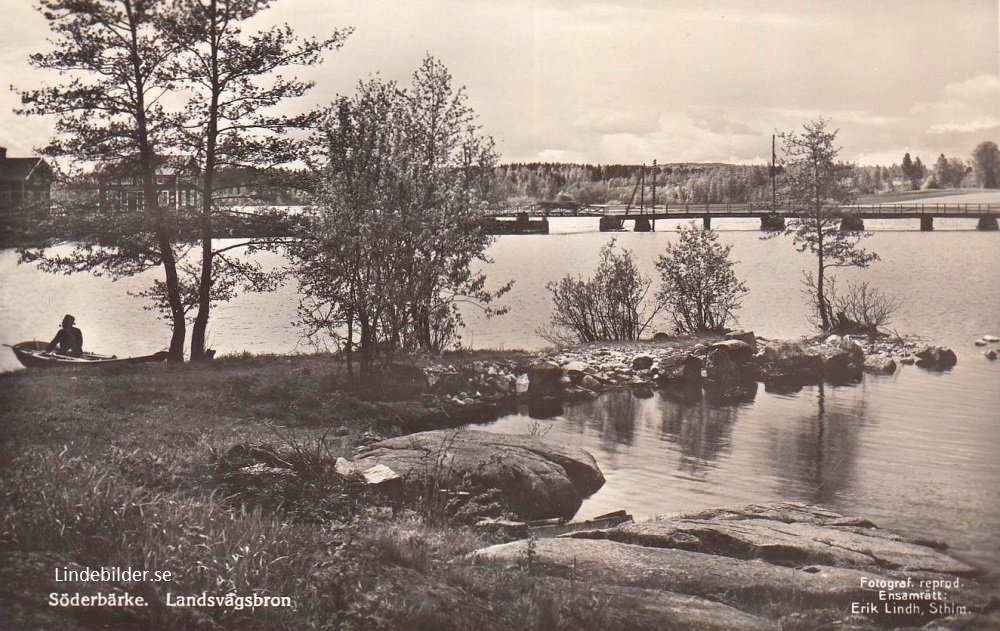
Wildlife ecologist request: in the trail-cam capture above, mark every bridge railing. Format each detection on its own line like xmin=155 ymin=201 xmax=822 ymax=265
xmin=490 ymin=202 xmax=1000 ymax=217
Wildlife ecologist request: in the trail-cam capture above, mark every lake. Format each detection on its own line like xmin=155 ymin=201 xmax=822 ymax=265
xmin=1 ymin=216 xmax=998 ymax=575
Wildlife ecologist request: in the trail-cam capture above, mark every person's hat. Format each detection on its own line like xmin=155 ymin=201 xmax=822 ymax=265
xmin=62 ymin=314 xmax=75 ymax=325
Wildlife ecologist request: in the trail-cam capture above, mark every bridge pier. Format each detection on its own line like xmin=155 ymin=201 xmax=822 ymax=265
xmin=703 ymin=217 xmax=711 ymax=230
xmin=760 ymin=215 xmax=785 ymax=231
xmin=977 ymin=216 xmax=999 ymax=231
xmin=840 ymin=215 xmax=865 ymax=231
xmin=599 ymin=216 xmax=624 ymax=232
xmin=920 ymin=216 xmax=934 ymax=231
xmin=633 ymin=217 xmax=653 ymax=232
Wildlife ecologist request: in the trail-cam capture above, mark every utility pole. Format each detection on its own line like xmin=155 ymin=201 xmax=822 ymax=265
xmin=651 ymin=159 xmax=657 ymax=230
xmin=771 ymin=134 xmax=777 ymax=211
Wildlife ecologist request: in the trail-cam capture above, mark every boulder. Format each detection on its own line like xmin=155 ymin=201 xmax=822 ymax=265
xmin=819 ymin=339 xmax=864 ymax=382
xmin=565 ymin=385 xmax=599 ymax=401
xmin=756 ymin=340 xmax=823 ymax=385
xmin=631 ymin=354 xmax=655 ymax=370
xmin=710 ymin=339 xmax=755 ymax=364
xmin=915 ymin=346 xmax=958 ymax=370
xmin=561 ymin=360 xmax=590 ymax=385
xmin=725 ymin=330 xmax=758 ymax=353
xmin=656 ymin=354 xmax=702 ymax=383
xmin=863 ymin=354 xmax=897 ymax=374
xmin=527 ymin=361 xmax=563 ymax=400
xmin=705 ymin=348 xmax=741 ymax=384
xmin=352 ymin=430 xmax=604 ymax=520
xmin=562 ymin=360 xmax=589 ymax=373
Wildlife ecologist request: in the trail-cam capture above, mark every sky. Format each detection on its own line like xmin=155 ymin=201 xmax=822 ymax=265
xmin=1 ymin=0 xmax=998 ymax=166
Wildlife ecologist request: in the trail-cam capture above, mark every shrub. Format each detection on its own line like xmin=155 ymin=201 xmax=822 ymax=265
xmin=539 ymin=240 xmax=663 ymax=345
xmin=818 ymin=279 xmax=900 ymax=335
xmin=655 ymin=223 xmax=748 ymax=333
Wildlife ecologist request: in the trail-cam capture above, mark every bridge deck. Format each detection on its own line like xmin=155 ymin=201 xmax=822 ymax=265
xmin=492 ymin=202 xmax=1000 ymax=219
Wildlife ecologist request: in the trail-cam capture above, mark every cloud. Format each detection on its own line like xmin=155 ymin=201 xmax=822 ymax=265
xmin=690 ymin=110 xmax=760 ymax=136
xmin=943 ymin=74 xmax=1000 ymax=100
xmin=928 ymin=118 xmax=1000 ymax=134
xmin=912 ymin=74 xmax=1000 ymax=124
xmin=572 ymin=107 xmax=660 ymax=135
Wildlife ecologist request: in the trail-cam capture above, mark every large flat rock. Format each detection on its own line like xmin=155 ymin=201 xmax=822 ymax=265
xmin=470 ymin=503 xmax=995 ymax=629
xmin=531 ymin=577 xmax=778 ymax=631
xmin=474 ymin=538 xmax=876 ymax=612
xmin=584 ymin=502 xmax=975 ymax=575
xmin=352 ymin=430 xmax=604 ymax=520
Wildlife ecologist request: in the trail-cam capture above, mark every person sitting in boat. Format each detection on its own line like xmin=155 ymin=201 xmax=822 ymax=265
xmin=47 ymin=314 xmax=84 ymax=357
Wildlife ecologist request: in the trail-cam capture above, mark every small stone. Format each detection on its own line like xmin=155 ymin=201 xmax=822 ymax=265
xmin=984 ymin=335 xmax=999 ymax=342
xmin=863 ymin=354 xmax=897 ymax=374
xmin=975 ymin=340 xmax=988 ymax=347
xmin=515 ymin=374 xmax=530 ymax=394
xmin=985 ymin=350 xmax=998 ymax=361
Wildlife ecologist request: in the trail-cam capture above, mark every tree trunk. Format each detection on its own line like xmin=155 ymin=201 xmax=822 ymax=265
xmin=191 ymin=1 xmax=221 ymax=362
xmin=129 ymin=8 xmax=185 ymax=361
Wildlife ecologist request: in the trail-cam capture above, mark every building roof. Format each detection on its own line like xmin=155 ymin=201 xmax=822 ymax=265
xmin=0 ymin=156 xmax=51 ymax=183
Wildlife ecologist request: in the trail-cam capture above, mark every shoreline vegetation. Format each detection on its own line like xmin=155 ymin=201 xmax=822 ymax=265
xmin=3 ymin=187 xmax=998 ymax=250
xmin=2 ymin=334 xmax=997 ymax=631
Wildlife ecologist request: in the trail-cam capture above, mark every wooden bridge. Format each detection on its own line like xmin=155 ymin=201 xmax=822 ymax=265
xmin=487 ymin=201 xmax=1000 ymax=233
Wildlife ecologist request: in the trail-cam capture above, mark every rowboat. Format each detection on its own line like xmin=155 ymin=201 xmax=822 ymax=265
xmin=6 ymin=341 xmax=170 ymax=368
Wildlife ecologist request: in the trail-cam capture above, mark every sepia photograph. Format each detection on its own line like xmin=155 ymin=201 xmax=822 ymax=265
xmin=1 ymin=1 xmax=998 ymax=629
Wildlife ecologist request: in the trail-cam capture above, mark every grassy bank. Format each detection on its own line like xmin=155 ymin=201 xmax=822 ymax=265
xmin=1 ymin=351 xmax=610 ymax=631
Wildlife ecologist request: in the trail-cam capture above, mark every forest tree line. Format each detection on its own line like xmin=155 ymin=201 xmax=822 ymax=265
xmin=494 ymin=142 xmax=998 ymax=206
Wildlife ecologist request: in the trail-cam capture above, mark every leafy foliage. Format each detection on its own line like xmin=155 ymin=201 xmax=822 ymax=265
xmin=972 ymin=140 xmax=1000 ymax=189
xmin=18 ymin=0 xmax=189 ymax=359
xmin=655 ymin=223 xmax=748 ymax=334
xmin=540 ymin=239 xmax=663 ymax=345
xmin=292 ymin=56 xmax=510 ymax=379
xmin=160 ymin=0 xmax=349 ymax=360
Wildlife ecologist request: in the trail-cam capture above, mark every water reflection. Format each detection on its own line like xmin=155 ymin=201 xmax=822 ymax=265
xmin=561 ymin=386 xmax=745 ymax=474
xmin=564 ymin=390 xmax=639 ymax=448
xmin=763 ymin=382 xmax=868 ymax=506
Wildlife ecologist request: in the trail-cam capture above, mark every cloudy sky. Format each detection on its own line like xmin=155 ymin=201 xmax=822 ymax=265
xmin=1 ymin=0 xmax=997 ymax=166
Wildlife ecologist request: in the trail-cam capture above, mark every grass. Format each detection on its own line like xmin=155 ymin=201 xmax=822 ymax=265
xmin=0 ymin=352 xmax=625 ymax=631
xmin=0 ymin=349 xmax=890 ymax=630
xmin=856 ymin=188 xmax=995 ymax=204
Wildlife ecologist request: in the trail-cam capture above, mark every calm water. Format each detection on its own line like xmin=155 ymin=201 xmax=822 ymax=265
xmin=1 ymin=217 xmax=998 ymax=573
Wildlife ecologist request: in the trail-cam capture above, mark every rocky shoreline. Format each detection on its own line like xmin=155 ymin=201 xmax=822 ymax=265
xmin=473 ymin=502 xmax=1000 ymax=631
xmin=406 ymin=332 xmax=976 ymax=420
